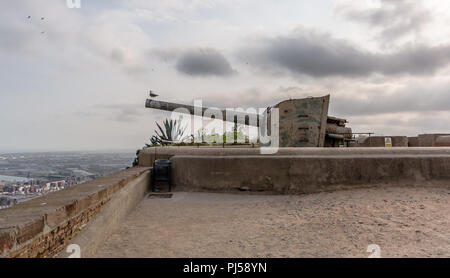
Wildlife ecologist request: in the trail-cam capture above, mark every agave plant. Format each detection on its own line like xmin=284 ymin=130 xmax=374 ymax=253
xmin=147 ymin=118 xmax=187 ymax=146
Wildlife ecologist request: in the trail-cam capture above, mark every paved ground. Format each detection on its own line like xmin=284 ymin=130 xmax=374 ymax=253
xmin=94 ymin=186 xmax=450 ymax=258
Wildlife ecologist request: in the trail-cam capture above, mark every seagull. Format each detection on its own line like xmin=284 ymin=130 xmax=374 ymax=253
xmin=149 ymin=90 xmax=159 ymax=98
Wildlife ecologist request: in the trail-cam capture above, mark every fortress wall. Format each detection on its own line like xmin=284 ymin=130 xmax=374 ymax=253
xmin=419 ymin=134 xmax=450 ymax=147
xmin=0 ymin=167 xmax=150 ymax=258
xmin=435 ymin=136 xmax=450 ymax=147
xmin=171 ymin=154 xmax=450 ymax=194
xmin=138 ymin=146 xmax=450 ymax=167
xmin=408 ymin=137 xmax=420 ymax=147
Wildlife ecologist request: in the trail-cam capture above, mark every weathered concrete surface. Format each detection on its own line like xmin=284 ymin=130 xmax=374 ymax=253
xmin=94 ymin=188 xmax=450 ymax=258
xmin=436 ymin=136 xmax=450 ymax=147
xmin=423 ymin=134 xmax=450 ymax=147
xmin=171 ymin=154 xmax=450 ymax=194
xmin=272 ymin=95 xmax=329 ymax=147
xmin=57 ymin=170 xmax=151 ymax=258
xmin=138 ymin=146 xmax=450 ymax=167
xmin=409 ymin=137 xmax=420 ymax=147
xmin=0 ymin=167 xmax=150 ymax=258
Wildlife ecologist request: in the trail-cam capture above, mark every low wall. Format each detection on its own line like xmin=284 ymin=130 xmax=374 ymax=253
xmin=138 ymin=146 xmax=450 ymax=166
xmin=0 ymin=167 xmax=150 ymax=258
xmin=171 ymin=154 xmax=450 ymax=194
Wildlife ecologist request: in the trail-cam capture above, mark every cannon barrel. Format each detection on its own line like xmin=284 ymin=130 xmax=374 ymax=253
xmin=146 ymin=99 xmax=261 ymax=126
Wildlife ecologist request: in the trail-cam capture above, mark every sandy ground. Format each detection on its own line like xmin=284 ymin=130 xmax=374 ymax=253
xmin=94 ymin=186 xmax=450 ymax=258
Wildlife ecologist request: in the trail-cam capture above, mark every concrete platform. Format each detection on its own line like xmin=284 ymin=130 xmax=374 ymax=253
xmin=93 ymin=188 xmax=450 ymax=258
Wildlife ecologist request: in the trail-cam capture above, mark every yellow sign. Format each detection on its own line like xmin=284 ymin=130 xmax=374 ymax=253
xmin=385 ymin=137 xmax=392 ymax=147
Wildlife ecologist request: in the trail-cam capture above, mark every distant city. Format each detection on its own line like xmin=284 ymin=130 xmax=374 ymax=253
xmin=0 ymin=151 xmax=136 ymax=209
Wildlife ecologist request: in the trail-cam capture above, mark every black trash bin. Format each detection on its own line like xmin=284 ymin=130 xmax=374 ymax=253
xmin=151 ymin=159 xmax=171 ymax=192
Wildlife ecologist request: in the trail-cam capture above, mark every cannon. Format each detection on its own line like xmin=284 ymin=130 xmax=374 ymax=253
xmin=145 ymin=95 xmax=352 ymax=147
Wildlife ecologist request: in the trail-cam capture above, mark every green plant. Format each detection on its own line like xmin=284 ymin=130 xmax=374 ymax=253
xmin=146 ymin=118 xmax=187 ymax=146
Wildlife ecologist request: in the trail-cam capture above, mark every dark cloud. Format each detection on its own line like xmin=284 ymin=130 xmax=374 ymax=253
xmin=176 ymin=48 xmax=236 ymax=77
xmin=239 ymin=30 xmax=450 ymax=78
xmin=337 ymin=0 xmax=432 ymax=42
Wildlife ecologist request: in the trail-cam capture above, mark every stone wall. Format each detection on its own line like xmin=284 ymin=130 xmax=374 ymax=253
xmin=171 ymin=153 xmax=450 ymax=194
xmin=435 ymin=135 xmax=450 ymax=147
xmin=418 ymin=134 xmax=450 ymax=147
xmin=0 ymin=167 xmax=150 ymax=258
xmin=408 ymin=137 xmax=420 ymax=147
xmin=58 ymin=170 xmax=151 ymax=258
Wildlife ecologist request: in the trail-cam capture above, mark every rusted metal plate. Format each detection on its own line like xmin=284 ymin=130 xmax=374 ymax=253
xmin=274 ymin=95 xmax=330 ymax=147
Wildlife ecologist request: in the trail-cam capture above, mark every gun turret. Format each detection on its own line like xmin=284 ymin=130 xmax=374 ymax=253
xmin=145 ymin=95 xmax=352 ymax=147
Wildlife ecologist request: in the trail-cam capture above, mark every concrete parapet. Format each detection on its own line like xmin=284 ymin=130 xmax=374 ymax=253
xmin=0 ymin=167 xmax=150 ymax=258
xmin=139 ymin=146 xmax=450 ymax=166
xmin=171 ymin=154 xmax=450 ymax=194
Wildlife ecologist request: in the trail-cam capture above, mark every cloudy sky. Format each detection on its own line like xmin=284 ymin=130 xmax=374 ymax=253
xmin=1 ymin=0 xmax=450 ymax=152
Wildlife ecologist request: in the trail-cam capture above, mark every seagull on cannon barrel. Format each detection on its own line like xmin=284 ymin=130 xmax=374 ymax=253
xmin=149 ymin=90 xmax=159 ymax=98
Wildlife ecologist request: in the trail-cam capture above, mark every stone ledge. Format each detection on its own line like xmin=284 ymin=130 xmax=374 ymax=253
xmin=0 ymin=167 xmax=150 ymax=258
xmin=138 ymin=146 xmax=450 ymax=166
